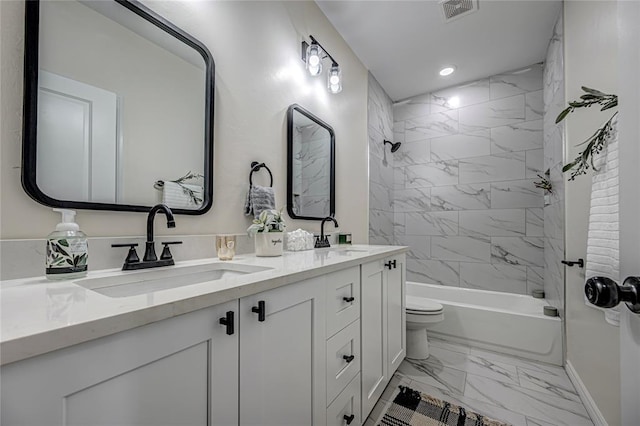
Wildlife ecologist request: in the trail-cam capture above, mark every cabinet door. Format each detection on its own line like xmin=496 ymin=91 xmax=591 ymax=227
xmin=1 ymin=301 xmax=239 ymax=426
xmin=387 ymin=254 xmax=406 ymax=374
xmin=360 ymin=259 xmax=388 ymax=419
xmin=240 ymin=276 xmax=326 ymax=426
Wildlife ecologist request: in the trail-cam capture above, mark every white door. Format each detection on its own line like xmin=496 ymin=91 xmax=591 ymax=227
xmin=38 ymin=71 xmax=119 ymax=203
xmin=360 ymin=259 xmax=388 ymax=419
xmin=387 ymin=254 xmax=406 ymax=374
xmin=617 ymin=2 xmax=640 ymax=424
xmin=239 ymin=278 xmax=326 ymax=426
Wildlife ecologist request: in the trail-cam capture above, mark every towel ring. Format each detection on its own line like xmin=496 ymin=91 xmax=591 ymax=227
xmin=249 ymin=161 xmax=273 ymax=187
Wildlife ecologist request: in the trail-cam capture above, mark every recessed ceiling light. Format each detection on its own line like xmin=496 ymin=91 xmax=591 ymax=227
xmin=439 ymin=66 xmax=456 ymax=76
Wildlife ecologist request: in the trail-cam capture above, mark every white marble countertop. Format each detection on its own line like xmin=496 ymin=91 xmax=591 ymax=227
xmin=0 ymin=244 xmax=407 ymax=366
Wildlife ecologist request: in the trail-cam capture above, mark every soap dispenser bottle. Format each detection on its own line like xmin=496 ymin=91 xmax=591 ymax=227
xmin=46 ymin=209 xmax=88 ymax=280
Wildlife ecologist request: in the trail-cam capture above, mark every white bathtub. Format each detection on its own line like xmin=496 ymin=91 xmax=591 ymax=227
xmin=407 ymin=282 xmax=563 ymax=366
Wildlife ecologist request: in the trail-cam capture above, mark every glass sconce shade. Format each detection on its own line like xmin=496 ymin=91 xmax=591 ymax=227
xmin=306 ymin=43 xmax=323 ymax=76
xmin=327 ymin=64 xmax=342 ymax=94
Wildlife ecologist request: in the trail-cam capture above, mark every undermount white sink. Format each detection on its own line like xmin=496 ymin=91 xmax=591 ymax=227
xmin=334 ymin=247 xmax=368 ymax=254
xmin=75 ymin=263 xmax=272 ymax=298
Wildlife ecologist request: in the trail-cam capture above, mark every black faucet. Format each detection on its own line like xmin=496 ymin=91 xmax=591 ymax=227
xmin=144 ymin=204 xmax=175 ymax=262
xmin=112 ymin=204 xmax=182 ymax=271
xmin=315 ymin=216 xmax=339 ymax=248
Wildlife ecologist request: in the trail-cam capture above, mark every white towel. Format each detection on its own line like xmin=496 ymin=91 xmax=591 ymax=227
xmin=162 ymin=181 xmax=203 ymax=210
xmin=585 ymin=115 xmax=620 ymax=326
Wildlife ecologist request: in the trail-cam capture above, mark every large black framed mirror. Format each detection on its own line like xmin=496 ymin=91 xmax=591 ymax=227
xmin=22 ymin=0 xmax=214 ymax=214
xmin=287 ymin=104 xmax=335 ymax=220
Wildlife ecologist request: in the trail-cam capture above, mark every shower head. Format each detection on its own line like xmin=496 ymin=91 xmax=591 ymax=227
xmin=384 ymin=140 xmax=402 ymax=153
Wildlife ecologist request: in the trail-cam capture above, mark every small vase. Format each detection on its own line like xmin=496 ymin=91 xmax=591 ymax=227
xmin=254 ymin=232 xmax=284 ymax=257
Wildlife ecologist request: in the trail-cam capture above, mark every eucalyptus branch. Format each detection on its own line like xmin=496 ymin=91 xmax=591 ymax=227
xmin=534 ymin=173 xmax=553 ymax=193
xmin=171 ymin=171 xmax=204 ymax=205
xmin=556 ymin=87 xmax=618 ymax=181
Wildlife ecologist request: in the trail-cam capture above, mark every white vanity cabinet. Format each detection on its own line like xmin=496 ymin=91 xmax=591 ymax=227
xmin=0 ymin=300 xmax=239 ymax=426
xmin=239 ymin=275 xmax=326 ymax=426
xmin=1 ymin=249 xmax=407 ymax=426
xmin=360 ymin=254 xmax=406 ymax=419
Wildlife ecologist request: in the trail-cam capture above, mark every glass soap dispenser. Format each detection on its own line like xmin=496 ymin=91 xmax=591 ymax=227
xmin=46 ymin=209 xmax=88 ymax=280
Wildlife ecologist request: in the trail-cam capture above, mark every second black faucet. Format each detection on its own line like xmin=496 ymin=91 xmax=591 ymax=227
xmin=315 ymin=216 xmax=339 ymax=249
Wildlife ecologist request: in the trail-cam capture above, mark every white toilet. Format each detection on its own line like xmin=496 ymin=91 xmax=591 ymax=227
xmin=405 ymin=295 xmax=444 ymax=359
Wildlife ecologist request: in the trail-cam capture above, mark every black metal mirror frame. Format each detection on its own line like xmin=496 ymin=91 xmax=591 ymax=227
xmin=21 ymin=0 xmax=215 ymax=215
xmin=286 ymin=104 xmax=336 ymax=221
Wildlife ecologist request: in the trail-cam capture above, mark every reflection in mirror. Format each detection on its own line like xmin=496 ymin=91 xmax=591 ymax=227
xmin=287 ymin=104 xmax=335 ymax=220
xmin=22 ymin=0 xmax=214 ymax=214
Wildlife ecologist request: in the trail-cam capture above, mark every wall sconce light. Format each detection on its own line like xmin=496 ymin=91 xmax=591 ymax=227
xmin=301 ymin=35 xmax=342 ymax=94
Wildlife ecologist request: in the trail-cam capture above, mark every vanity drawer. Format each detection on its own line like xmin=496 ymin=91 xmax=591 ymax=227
xmin=326 ymin=266 xmax=360 ymax=338
xmin=326 ymin=319 xmax=361 ymax=405
xmin=327 ymin=373 xmax=361 ymax=426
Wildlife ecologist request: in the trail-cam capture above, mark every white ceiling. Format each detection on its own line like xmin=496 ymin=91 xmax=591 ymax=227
xmin=316 ymin=0 xmax=562 ymax=101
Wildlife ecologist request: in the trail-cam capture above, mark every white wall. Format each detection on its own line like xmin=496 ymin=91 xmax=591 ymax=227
xmin=0 ymin=1 xmax=369 ymax=241
xmin=564 ymin=1 xmax=620 ymax=424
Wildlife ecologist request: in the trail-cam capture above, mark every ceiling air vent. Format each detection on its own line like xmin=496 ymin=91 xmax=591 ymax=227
xmin=439 ymin=0 xmax=478 ymax=22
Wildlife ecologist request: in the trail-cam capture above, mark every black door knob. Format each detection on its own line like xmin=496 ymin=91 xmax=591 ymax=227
xmin=585 ymin=276 xmax=640 ymax=313
xmin=343 ymin=414 xmax=355 ymax=425
xmin=342 ymin=354 xmax=355 ymax=363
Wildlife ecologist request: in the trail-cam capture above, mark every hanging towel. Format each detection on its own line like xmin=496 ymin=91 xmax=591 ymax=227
xmin=244 ymin=184 xmax=276 ymax=219
xmin=162 ymin=181 xmax=203 ymax=210
xmin=585 ymin=115 xmax=620 ymax=326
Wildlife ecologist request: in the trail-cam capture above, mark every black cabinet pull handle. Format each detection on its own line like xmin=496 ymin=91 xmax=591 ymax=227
xmin=385 ymin=260 xmax=397 ymax=270
xmin=251 ymin=300 xmax=266 ymax=322
xmin=343 ymin=414 xmax=355 ymax=425
xmin=343 ymin=354 xmax=355 ymax=363
xmin=343 ymin=296 xmax=355 ymax=303
xmin=219 ymin=311 xmax=234 ymax=335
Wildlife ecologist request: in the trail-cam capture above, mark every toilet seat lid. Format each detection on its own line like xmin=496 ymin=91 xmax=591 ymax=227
xmin=406 ymin=296 xmax=443 ymax=313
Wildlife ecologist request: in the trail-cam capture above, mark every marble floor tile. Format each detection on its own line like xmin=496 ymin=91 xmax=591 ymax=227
xmin=425 ymin=345 xmax=521 ymax=385
xmin=468 ymin=347 xmax=567 ymax=377
xmin=517 ymin=366 xmax=581 ymax=403
xmin=526 ymin=416 xmax=560 ymax=426
xmin=407 ymin=377 xmax=528 ymax=426
xmin=397 ymin=357 xmax=467 ymax=394
xmin=429 ymin=337 xmax=471 ymax=354
xmin=371 ymin=340 xmax=594 ymax=426
xmin=464 ymin=374 xmax=593 ymax=425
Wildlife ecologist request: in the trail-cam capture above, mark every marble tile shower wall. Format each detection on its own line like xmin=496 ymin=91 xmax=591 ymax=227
xmin=392 ymin=65 xmax=545 ymax=295
xmin=368 ymin=73 xmax=395 ymax=244
xmin=298 ymin=125 xmax=331 ymax=217
xmin=543 ymin=12 xmax=566 ymax=317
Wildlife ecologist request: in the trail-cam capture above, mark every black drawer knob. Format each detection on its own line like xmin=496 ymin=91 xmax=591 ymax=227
xmin=343 ymin=296 xmax=355 ymax=303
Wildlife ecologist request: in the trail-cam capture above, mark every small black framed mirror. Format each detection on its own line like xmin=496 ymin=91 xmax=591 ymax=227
xmin=22 ymin=0 xmax=214 ymax=214
xmin=287 ymin=104 xmax=335 ymax=220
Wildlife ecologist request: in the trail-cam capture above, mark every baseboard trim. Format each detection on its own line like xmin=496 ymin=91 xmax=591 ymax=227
xmin=565 ymin=360 xmax=608 ymax=426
